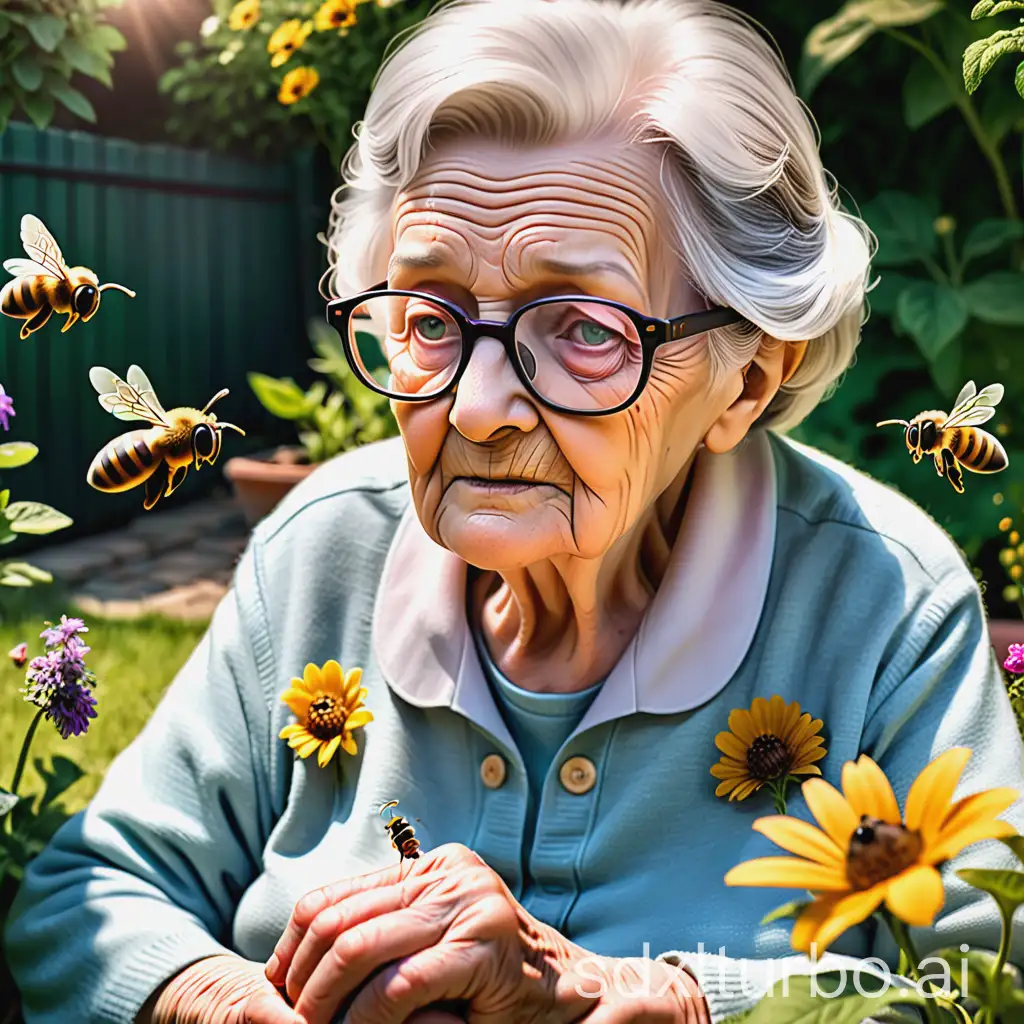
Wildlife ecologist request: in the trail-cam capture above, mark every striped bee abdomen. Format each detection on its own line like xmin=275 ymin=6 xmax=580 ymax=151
xmin=87 ymin=429 xmax=160 ymax=493
xmin=1 ymin=277 xmax=44 ymax=316
xmin=948 ymin=428 xmax=1008 ymax=473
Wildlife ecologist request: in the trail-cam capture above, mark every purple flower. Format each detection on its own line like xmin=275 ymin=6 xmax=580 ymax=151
xmin=40 ymin=615 xmax=88 ymax=648
xmin=0 ymin=384 xmax=15 ymax=432
xmin=23 ymin=615 xmax=98 ymax=740
xmin=1006 ymin=643 xmax=1024 ymax=676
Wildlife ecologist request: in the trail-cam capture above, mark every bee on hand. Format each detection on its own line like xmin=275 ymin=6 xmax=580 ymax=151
xmin=1 ymin=215 xmax=135 ymax=339
xmin=87 ymin=365 xmax=244 ymax=511
xmin=379 ymin=800 xmax=421 ymax=863
xmin=876 ymin=380 xmax=1008 ymax=494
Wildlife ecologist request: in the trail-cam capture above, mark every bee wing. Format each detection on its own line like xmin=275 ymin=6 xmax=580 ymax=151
xmin=19 ymin=215 xmax=72 ymax=284
xmin=952 ymin=380 xmax=976 ymax=410
xmin=126 ymin=364 xmax=167 ymax=418
xmin=89 ymin=365 xmax=169 ymax=426
xmin=3 ymin=258 xmax=51 ymax=279
xmin=945 ymin=382 xmax=1005 ymax=429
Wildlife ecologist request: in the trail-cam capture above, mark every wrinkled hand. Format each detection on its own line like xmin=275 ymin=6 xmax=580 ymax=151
xmin=264 ymin=843 xmax=706 ymax=1024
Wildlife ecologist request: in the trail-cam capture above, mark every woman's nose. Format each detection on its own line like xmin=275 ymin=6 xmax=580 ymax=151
xmin=449 ymin=335 xmax=540 ymax=442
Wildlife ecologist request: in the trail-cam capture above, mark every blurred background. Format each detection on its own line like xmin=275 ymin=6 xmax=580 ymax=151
xmin=0 ymin=0 xmax=1023 ymax=615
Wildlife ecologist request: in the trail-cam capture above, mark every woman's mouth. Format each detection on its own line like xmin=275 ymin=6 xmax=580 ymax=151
xmin=455 ymin=477 xmax=543 ymax=495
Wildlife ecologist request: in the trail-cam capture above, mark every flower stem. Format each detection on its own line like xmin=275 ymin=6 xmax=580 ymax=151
xmin=886 ymin=913 xmax=946 ymax=1024
xmin=768 ymin=778 xmax=789 ymax=815
xmin=10 ymin=708 xmax=43 ymax=798
xmin=992 ymin=907 xmax=1012 ymax=983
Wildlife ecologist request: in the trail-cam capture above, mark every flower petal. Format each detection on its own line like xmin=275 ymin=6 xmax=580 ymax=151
xmin=731 ymin=779 xmax=764 ymax=801
xmin=321 ymin=660 xmax=344 ymax=695
xmin=791 ymin=897 xmax=839 ymax=954
xmin=883 ymin=865 xmax=944 ymax=926
xmin=345 ymin=708 xmax=373 ymax=730
xmin=279 ymin=688 xmax=312 ymax=719
xmin=343 ymin=667 xmax=364 ymax=700
xmin=341 ymin=733 xmax=358 ymax=756
xmin=842 ymin=756 xmax=901 ymax=824
xmin=302 ymin=663 xmax=323 ymax=691
xmin=317 ymin=734 xmax=342 ymax=768
xmin=728 ymin=708 xmax=758 ymax=745
xmin=791 ymin=765 xmax=823 ymax=777
xmin=926 ymin=817 xmax=1017 ymax=865
xmin=905 ymin=748 xmax=971 ymax=841
xmin=753 ymin=816 xmax=845 ymax=867
xmin=715 ymin=731 xmax=749 ymax=760
xmin=802 ymin=777 xmax=859 ymax=849
xmin=295 ymin=736 xmax=322 ymax=759
xmin=715 ymin=777 xmax=746 ymax=797
xmin=724 ymin=856 xmax=850 ymax=891
xmin=811 ymin=885 xmax=886 ymax=952
xmin=279 ymin=723 xmax=308 ymax=740
xmin=938 ymin=788 xmax=1018 ymax=840
xmin=711 ymin=762 xmax=749 ymax=780
xmin=750 ymin=697 xmax=770 ymax=735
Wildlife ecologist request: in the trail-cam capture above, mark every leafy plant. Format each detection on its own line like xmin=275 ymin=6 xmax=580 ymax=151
xmin=248 ymin=318 xmax=398 ymax=463
xmin=965 ymin=0 xmax=1024 ymax=100
xmin=0 ymin=0 xmax=128 ymax=133
xmin=159 ymin=0 xmax=433 ymax=167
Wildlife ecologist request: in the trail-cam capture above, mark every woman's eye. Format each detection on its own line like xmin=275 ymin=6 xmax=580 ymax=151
xmin=571 ymin=319 xmax=619 ymax=346
xmin=413 ymin=315 xmax=449 ymax=341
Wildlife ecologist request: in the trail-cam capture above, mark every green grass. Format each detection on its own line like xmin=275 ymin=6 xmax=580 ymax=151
xmin=0 ymin=585 xmax=207 ymax=813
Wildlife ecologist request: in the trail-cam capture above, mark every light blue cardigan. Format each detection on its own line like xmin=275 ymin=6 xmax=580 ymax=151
xmin=6 ymin=429 xmax=1024 ymax=1023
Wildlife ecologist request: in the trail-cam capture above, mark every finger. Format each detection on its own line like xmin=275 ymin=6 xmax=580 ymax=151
xmin=242 ymin=992 xmax=301 ymax=1024
xmin=285 ymin=884 xmax=409 ymax=1003
xmin=403 ymin=1012 xmax=465 ymax=1024
xmin=341 ymin=944 xmax=482 ymax=1024
xmin=294 ymin=908 xmax=449 ymax=1024
xmin=268 ymin=862 xmax=407 ymax=985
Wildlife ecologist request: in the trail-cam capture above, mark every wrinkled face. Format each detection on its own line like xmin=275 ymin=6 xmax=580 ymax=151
xmin=389 ymin=137 xmax=742 ymax=570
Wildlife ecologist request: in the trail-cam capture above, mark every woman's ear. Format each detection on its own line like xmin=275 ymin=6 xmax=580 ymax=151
xmin=703 ymin=339 xmax=808 ymax=454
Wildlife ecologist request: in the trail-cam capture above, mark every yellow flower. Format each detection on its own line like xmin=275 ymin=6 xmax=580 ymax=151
xmin=1011 ymin=530 xmax=1021 ymax=545
xmin=268 ymin=18 xmax=312 ymax=67
xmin=279 ymin=660 xmax=373 ymax=767
xmin=711 ymin=695 xmax=826 ymax=802
xmin=228 ymin=0 xmax=260 ymax=31
xmin=278 ymin=65 xmax=320 ymax=104
xmin=725 ymin=749 xmax=1018 ymax=953
xmin=1000 ymin=516 xmax=1014 ymax=532
xmin=314 ymin=0 xmax=357 ymax=31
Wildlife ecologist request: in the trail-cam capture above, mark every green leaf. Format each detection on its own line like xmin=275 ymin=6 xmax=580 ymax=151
xmin=33 ymin=756 xmax=85 ymax=809
xmin=801 ymin=0 xmax=946 ymax=97
xmin=247 ymin=373 xmax=310 ymax=420
xmin=958 ymin=866 xmax=1024 ymax=919
xmin=964 ymin=27 xmax=1024 ymax=94
xmin=0 ymin=562 xmax=52 ymax=586
xmin=4 ymin=501 xmax=73 ymax=535
xmin=866 ymin=270 xmax=919 ymax=315
xmin=49 ymin=81 xmax=96 ymax=122
xmin=760 ymin=899 xmax=812 ymax=925
xmin=90 ymin=24 xmax=127 ymax=52
xmin=928 ymin=337 xmax=963 ymax=396
xmin=962 ymin=218 xmax=1024 ymax=266
xmin=24 ymin=14 xmax=66 ymax=52
xmin=1002 ymin=835 xmax=1024 ymax=865
xmin=11 ymin=55 xmax=44 ymax=92
xmin=19 ymin=89 xmax=55 ymax=130
xmin=743 ymin=973 xmax=924 ymax=1024
xmin=0 ymin=490 xmax=9 ymax=511
xmin=1017 ymin=59 xmax=1024 ymax=98
xmin=902 ymin=58 xmax=956 ymax=129
xmin=980 ymin=82 xmax=1024 ymax=143
xmin=0 ymin=789 xmax=19 ymax=820
xmin=58 ymin=37 xmax=113 ymax=87
xmin=962 ymin=271 xmax=1024 ymax=324
xmin=0 ymin=442 xmax=38 ymax=469
xmin=972 ymin=0 xmax=1024 ymax=16
xmin=862 ymin=191 xmax=938 ymax=266
xmin=895 ymin=281 xmax=968 ymax=358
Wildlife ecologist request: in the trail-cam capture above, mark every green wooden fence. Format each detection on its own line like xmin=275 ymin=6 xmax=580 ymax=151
xmin=0 ymin=121 xmax=323 ymax=540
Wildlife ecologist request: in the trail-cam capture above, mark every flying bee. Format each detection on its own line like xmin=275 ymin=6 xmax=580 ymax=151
xmin=846 ymin=815 xmax=922 ymax=890
xmin=379 ymin=800 xmax=421 ymax=863
xmin=876 ymin=380 xmax=1008 ymax=494
xmin=87 ymin=365 xmax=245 ymax=511
xmin=1 ymin=215 xmax=135 ymax=339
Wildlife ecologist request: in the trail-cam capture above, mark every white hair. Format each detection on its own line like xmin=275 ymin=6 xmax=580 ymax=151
xmin=323 ymin=0 xmax=875 ymax=431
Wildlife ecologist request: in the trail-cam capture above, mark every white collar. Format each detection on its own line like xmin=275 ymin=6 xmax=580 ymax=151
xmin=371 ymin=430 xmax=777 ymax=742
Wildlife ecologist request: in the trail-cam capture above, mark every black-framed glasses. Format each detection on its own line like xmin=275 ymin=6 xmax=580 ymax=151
xmin=325 ymin=282 xmax=745 ymax=416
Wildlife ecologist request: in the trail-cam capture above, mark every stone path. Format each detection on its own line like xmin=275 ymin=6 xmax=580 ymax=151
xmin=30 ymin=494 xmax=248 ymax=622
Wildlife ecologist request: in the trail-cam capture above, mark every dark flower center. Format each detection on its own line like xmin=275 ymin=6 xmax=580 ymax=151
xmin=746 ymin=734 xmax=792 ymax=780
xmin=846 ymin=815 xmax=923 ymax=889
xmin=306 ymin=694 xmax=348 ymax=740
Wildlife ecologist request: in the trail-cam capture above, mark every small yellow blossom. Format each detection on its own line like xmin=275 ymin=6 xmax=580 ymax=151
xmin=314 ymin=0 xmax=357 ymax=31
xmin=268 ymin=18 xmax=312 ymax=67
xmin=228 ymin=0 xmax=260 ymax=31
xmin=1000 ymin=516 xmax=1013 ymax=532
xmin=278 ymin=66 xmax=320 ymax=104
xmin=1011 ymin=530 xmax=1020 ymax=545
xmin=279 ymin=660 xmax=372 ymax=767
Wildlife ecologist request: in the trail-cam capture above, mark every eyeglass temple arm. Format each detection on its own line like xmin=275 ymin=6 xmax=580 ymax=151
xmin=664 ymin=307 xmax=745 ymax=341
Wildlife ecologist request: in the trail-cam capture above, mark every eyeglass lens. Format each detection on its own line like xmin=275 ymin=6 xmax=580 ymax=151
xmin=347 ymin=294 xmax=644 ymax=412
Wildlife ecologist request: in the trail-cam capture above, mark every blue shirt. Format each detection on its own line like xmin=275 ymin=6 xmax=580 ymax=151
xmin=7 ymin=429 xmax=1024 ymax=1024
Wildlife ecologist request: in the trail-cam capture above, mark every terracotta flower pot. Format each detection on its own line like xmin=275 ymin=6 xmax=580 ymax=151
xmin=991 ymin=618 xmax=1024 ymax=665
xmin=224 ymin=447 xmax=317 ymax=526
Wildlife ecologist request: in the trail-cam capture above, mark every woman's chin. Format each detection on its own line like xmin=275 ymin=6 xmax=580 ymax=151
xmin=433 ymin=506 xmax=572 ymax=570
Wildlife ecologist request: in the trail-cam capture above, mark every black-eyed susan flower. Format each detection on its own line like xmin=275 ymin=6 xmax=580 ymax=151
xmin=268 ymin=18 xmax=312 ymax=67
xmin=314 ymin=0 xmax=357 ymax=32
xmin=279 ymin=660 xmax=372 ymax=768
xmin=278 ymin=66 xmax=320 ymax=105
xmin=228 ymin=0 xmax=260 ymax=31
xmin=725 ymin=749 xmax=1017 ymax=953
xmin=711 ymin=695 xmax=826 ymax=809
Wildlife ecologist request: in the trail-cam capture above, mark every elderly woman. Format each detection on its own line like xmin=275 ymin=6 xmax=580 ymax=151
xmin=7 ymin=0 xmax=1024 ymax=1022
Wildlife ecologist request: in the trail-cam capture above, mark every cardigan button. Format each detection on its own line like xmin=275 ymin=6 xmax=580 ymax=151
xmin=480 ymin=753 xmax=507 ymax=789
xmin=559 ymin=756 xmax=596 ymax=795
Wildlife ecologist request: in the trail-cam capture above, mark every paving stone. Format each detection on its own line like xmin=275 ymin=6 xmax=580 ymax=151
xmin=74 ymin=577 xmax=167 ymax=602
xmin=31 ymin=538 xmax=132 ymax=584
xmin=142 ymin=580 xmax=229 ymax=621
